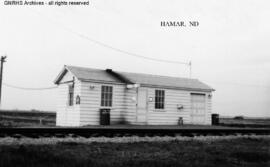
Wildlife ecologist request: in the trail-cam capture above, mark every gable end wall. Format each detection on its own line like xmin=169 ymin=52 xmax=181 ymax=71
xmin=56 ymin=71 xmax=81 ymax=126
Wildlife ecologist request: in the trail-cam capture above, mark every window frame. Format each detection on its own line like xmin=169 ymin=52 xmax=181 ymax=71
xmin=155 ymin=89 xmax=165 ymax=110
xmin=101 ymin=85 xmax=113 ymax=107
xmin=68 ymin=84 xmax=74 ymax=106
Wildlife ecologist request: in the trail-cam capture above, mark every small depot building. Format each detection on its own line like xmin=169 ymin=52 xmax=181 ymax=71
xmin=54 ymin=65 xmax=215 ymax=126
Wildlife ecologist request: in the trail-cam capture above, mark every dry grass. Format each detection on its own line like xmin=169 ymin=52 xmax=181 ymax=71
xmin=0 ymin=135 xmax=269 ymax=167
xmin=0 ymin=110 xmax=55 ymax=127
xmin=219 ymin=117 xmax=270 ymax=128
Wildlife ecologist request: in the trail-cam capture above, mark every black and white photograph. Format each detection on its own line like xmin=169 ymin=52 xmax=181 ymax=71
xmin=0 ymin=0 xmax=269 ymax=167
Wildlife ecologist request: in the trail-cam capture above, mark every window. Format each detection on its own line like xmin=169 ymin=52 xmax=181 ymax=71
xmin=101 ymin=86 xmax=113 ymax=107
xmin=155 ymin=90 xmax=165 ymax=109
xmin=68 ymin=84 xmax=74 ymax=106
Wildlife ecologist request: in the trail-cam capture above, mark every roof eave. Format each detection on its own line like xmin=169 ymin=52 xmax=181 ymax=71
xmin=80 ymin=78 xmax=126 ymax=85
xmin=140 ymin=83 xmax=214 ymax=92
xmin=54 ymin=65 xmax=78 ymax=85
xmin=54 ymin=66 xmax=68 ymax=85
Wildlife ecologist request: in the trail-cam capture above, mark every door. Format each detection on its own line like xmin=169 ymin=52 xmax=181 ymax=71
xmin=191 ymin=93 xmax=206 ymax=124
xmin=137 ymin=89 xmax=148 ymax=124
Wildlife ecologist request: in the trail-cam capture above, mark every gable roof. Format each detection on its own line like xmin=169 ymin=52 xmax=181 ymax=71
xmin=117 ymin=71 xmax=214 ymax=91
xmin=54 ymin=65 xmax=214 ymax=92
xmin=54 ymin=65 xmax=123 ymax=84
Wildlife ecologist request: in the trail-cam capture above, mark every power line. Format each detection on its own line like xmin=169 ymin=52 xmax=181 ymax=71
xmin=3 ymin=79 xmax=269 ymax=92
xmin=3 ymin=83 xmax=57 ymax=91
xmin=29 ymin=9 xmax=190 ymax=66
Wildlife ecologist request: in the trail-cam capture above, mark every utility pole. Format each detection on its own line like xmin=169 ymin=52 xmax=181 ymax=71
xmin=0 ymin=56 xmax=7 ymax=107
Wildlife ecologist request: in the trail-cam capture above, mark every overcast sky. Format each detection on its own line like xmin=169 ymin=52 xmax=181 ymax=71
xmin=0 ymin=0 xmax=269 ymax=117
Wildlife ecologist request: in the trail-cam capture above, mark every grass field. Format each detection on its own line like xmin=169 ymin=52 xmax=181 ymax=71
xmin=0 ymin=110 xmax=55 ymax=127
xmin=219 ymin=117 xmax=270 ymax=128
xmin=1 ymin=109 xmax=270 ymax=128
xmin=0 ymin=136 xmax=269 ymax=167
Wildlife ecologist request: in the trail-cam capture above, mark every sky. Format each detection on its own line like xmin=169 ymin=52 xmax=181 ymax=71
xmin=0 ymin=0 xmax=269 ymax=117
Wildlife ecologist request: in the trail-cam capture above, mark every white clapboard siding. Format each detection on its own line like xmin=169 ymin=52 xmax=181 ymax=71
xmin=56 ymin=76 xmax=81 ymax=126
xmin=79 ymin=82 xmax=126 ymax=126
xmin=145 ymin=87 xmax=192 ymax=125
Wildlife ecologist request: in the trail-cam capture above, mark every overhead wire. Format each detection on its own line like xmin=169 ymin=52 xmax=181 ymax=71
xmin=3 ymin=83 xmax=57 ymax=90
xmin=4 ymin=9 xmax=189 ymax=91
xmin=29 ymin=9 xmax=190 ymax=65
xmin=3 ymin=79 xmax=269 ymax=92
xmin=6 ymin=9 xmax=267 ymax=91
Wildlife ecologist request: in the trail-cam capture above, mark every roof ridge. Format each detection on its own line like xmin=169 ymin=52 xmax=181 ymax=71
xmin=118 ymin=71 xmax=196 ymax=81
xmin=66 ymin=65 xmax=194 ymax=80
